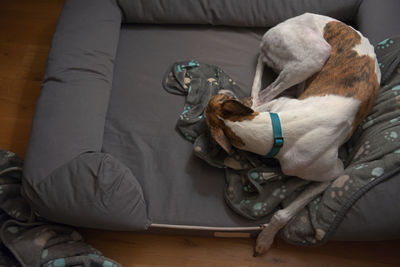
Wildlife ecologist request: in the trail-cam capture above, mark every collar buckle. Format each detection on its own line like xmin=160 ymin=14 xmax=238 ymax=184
xmin=274 ymin=137 xmax=284 ymax=148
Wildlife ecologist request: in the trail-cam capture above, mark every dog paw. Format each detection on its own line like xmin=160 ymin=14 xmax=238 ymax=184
xmin=254 ymin=242 xmax=272 ymax=257
xmin=254 ymin=225 xmax=275 ymax=256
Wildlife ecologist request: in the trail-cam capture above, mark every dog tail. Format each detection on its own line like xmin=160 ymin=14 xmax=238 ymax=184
xmin=251 ymin=54 xmax=264 ymax=103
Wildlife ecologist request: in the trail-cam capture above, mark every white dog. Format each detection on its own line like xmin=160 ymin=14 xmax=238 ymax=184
xmin=206 ymin=13 xmax=380 ymax=255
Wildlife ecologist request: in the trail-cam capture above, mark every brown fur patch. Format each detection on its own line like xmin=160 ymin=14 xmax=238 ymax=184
xmin=224 ymin=126 xmax=246 ymax=147
xmin=206 ymin=94 xmax=245 ymax=148
xmin=299 ymin=21 xmax=379 ymax=132
xmin=221 ymin=99 xmax=259 ymax=122
xmin=206 ymin=94 xmax=258 ymax=149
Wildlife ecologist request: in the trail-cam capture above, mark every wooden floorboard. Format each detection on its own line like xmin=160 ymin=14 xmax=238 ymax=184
xmin=80 ymin=229 xmax=400 ymax=266
xmin=1 ymin=0 xmax=399 ymax=266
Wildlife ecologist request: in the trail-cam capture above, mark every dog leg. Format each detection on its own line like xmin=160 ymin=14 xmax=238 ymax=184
xmin=256 ymin=55 xmax=328 ymax=105
xmin=254 ymin=181 xmax=330 ymax=256
xmin=251 ymin=55 xmax=264 ymax=107
xmin=255 ymin=31 xmax=331 ymax=105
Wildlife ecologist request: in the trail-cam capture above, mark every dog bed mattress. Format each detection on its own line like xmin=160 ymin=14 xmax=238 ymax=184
xmin=22 ymin=0 xmax=400 ymax=243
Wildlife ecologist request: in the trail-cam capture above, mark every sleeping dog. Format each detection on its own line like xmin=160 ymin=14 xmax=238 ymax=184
xmin=206 ymin=13 xmax=380 ymax=255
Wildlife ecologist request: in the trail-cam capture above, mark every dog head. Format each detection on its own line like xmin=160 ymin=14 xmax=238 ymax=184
xmin=205 ymin=90 xmax=256 ymax=154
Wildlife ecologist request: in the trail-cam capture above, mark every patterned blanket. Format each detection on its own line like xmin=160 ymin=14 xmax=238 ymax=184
xmin=163 ymin=36 xmax=400 ymax=245
xmin=163 ymin=60 xmax=311 ymax=220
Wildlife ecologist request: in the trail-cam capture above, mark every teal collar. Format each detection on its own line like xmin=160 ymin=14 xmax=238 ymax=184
xmin=264 ymin=113 xmax=284 ymax=158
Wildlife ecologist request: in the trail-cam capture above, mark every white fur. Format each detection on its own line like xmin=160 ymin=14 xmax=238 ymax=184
xmin=252 ymin=13 xmax=335 ymax=104
xmin=228 ymin=13 xmax=380 ymax=255
xmin=222 ymin=113 xmax=273 ymax=155
xmin=251 ymin=13 xmax=380 ymax=105
xmin=224 ymin=95 xmax=360 ymax=181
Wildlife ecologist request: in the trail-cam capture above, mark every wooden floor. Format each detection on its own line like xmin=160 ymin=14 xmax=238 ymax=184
xmin=1 ymin=1 xmax=400 ymax=266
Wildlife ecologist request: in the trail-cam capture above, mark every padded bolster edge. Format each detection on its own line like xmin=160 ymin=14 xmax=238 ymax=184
xmin=22 ymin=152 xmax=150 ymax=230
xmin=117 ymin=0 xmax=361 ymax=27
xmin=331 ymin=170 xmax=400 ymax=240
xmin=356 ymin=0 xmax=400 ymax=45
xmin=24 ymin=0 xmax=122 ymax=184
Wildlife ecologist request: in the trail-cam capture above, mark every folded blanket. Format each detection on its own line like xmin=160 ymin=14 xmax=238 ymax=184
xmin=0 ymin=150 xmax=121 ymax=267
xmin=163 ymin=36 xmax=400 ymax=245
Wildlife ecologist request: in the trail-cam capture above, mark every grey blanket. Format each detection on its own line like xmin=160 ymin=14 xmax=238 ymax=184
xmin=0 ymin=150 xmax=121 ymax=267
xmin=163 ymin=36 xmax=400 ymax=245
xmin=163 ymin=61 xmax=310 ymax=220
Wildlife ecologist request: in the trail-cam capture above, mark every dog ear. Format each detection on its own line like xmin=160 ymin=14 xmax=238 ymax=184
xmin=205 ymin=105 xmax=233 ymax=154
xmin=210 ymin=127 xmax=232 ymax=154
xmin=221 ymin=99 xmax=254 ymax=115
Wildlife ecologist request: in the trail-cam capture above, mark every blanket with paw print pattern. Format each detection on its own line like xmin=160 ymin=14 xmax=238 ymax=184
xmin=163 ymin=36 xmax=400 ymax=245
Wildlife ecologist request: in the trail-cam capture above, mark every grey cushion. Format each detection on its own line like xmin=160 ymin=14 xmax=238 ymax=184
xmin=118 ymin=0 xmax=360 ymax=26
xmin=23 ymin=152 xmax=149 ymax=230
xmin=356 ymin=0 xmax=400 ymax=45
xmin=23 ymin=0 xmax=149 ymax=230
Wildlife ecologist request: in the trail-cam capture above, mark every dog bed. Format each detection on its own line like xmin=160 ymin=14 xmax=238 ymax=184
xmin=23 ymin=0 xmax=400 ymax=244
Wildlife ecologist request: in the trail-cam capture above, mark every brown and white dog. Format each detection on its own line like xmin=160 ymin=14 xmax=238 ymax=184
xmin=206 ymin=13 xmax=380 ymax=255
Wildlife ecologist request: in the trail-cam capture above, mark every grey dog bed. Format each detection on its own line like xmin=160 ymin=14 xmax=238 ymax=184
xmin=22 ymin=0 xmax=400 ymax=243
